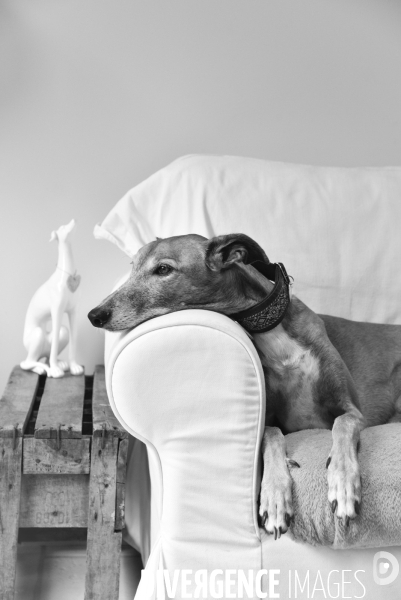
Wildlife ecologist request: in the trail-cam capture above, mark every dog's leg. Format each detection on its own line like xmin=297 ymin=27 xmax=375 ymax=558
xmin=20 ymin=327 xmax=50 ymax=375
xmin=20 ymin=359 xmax=50 ymax=376
xmin=48 ymin=304 xmax=65 ymax=378
xmin=48 ymin=326 xmax=69 ymax=371
xmin=67 ymin=308 xmax=84 ymax=375
xmin=326 ymin=410 xmax=364 ymax=525
xmin=259 ymin=426 xmax=298 ymax=539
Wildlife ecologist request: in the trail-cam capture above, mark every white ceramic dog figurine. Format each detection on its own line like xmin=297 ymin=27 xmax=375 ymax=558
xmin=20 ymin=219 xmax=84 ymax=378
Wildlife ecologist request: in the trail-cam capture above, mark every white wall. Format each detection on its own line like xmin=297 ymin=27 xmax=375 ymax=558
xmin=1 ymin=0 xmax=401 ymax=392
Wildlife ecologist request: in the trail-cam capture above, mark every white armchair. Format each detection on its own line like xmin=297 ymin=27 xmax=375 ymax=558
xmin=97 ymin=155 xmax=401 ymax=599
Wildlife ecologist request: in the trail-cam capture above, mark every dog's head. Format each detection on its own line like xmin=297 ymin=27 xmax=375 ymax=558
xmin=50 ymin=219 xmax=76 ymax=243
xmin=88 ymin=233 xmax=270 ymax=331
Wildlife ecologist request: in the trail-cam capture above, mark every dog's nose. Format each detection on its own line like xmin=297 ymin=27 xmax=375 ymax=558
xmin=88 ymin=308 xmax=111 ymax=328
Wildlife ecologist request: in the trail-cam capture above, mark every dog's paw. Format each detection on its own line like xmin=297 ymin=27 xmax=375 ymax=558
xmin=259 ymin=468 xmax=294 ymax=539
xmin=32 ymin=364 xmax=50 ymax=376
xmin=20 ymin=361 xmax=50 ymax=376
xmin=48 ymin=364 xmax=65 ymax=378
xmin=326 ymin=454 xmax=361 ymax=525
xmin=70 ymin=362 xmax=84 ymax=376
xmin=57 ymin=360 xmax=69 ymax=372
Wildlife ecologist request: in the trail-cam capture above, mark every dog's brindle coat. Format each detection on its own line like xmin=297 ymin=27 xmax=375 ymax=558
xmin=88 ymin=234 xmax=401 ymax=538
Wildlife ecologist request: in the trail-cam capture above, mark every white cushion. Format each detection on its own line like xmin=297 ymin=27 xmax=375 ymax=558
xmin=95 ymin=154 xmax=401 ymax=324
xmin=261 ymin=534 xmax=401 ymax=600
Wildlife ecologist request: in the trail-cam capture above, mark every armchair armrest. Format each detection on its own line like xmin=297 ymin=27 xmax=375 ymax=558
xmin=105 ymin=309 xmax=266 ymax=595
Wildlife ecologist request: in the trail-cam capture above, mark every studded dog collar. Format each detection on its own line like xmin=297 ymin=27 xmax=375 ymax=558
xmin=231 ymin=261 xmax=292 ymax=334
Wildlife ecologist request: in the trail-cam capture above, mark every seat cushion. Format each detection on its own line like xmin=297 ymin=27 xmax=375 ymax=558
xmin=262 ymin=534 xmax=401 ymax=599
xmin=285 ymin=425 xmax=401 ymax=550
xmin=260 ymin=425 xmax=401 ymax=599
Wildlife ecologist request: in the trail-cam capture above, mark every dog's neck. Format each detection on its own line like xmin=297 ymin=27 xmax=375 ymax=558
xmin=251 ymin=298 xmax=307 ymax=368
xmin=230 ymin=262 xmax=291 ymax=333
xmin=56 ymin=239 xmax=76 ymax=276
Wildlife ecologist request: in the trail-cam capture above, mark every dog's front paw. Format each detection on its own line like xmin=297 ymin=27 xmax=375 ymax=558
xmin=20 ymin=360 xmax=50 ymax=376
xmin=259 ymin=468 xmax=294 ymax=539
xmin=69 ymin=362 xmax=84 ymax=375
xmin=326 ymin=454 xmax=361 ymax=526
xmin=48 ymin=364 xmax=65 ymax=378
xmin=57 ymin=360 xmax=69 ymax=372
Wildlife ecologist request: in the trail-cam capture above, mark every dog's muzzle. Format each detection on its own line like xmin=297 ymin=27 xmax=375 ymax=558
xmin=88 ymin=308 xmax=111 ymax=328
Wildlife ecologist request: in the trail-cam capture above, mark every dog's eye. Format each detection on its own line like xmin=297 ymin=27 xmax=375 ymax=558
xmin=154 ymin=264 xmax=173 ymax=276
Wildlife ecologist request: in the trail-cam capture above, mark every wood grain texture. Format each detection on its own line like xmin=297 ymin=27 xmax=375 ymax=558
xmin=35 ymin=372 xmax=85 ymax=439
xmin=116 ymin=438 xmax=128 ymax=484
xmin=1 ymin=365 xmax=128 ymax=599
xmin=115 ymin=438 xmax=128 ymax=532
xmin=23 ymin=438 xmax=90 ymax=474
xmin=0 ymin=366 xmax=39 ymax=438
xmin=20 ymin=474 xmax=89 ymax=527
xmin=0 ymin=437 xmax=23 ymax=600
xmin=85 ymin=435 xmax=122 ymax=600
xmin=92 ymin=366 xmax=127 ymax=438
xmin=114 ymin=483 xmax=126 ymax=532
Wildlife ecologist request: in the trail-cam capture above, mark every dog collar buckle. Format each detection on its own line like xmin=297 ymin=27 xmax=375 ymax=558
xmin=277 ymin=262 xmax=290 ymax=286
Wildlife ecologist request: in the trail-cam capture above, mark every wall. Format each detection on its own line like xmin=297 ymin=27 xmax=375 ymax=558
xmin=1 ymin=0 xmax=401 ymax=392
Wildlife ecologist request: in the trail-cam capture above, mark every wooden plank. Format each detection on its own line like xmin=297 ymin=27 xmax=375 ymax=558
xmin=0 ymin=366 xmax=39 ymax=437
xmin=18 ymin=528 xmax=87 ymax=543
xmin=0 ymin=437 xmax=22 ymax=600
xmin=114 ymin=483 xmax=126 ymax=532
xmin=85 ymin=435 xmax=122 ymax=600
xmin=20 ymin=474 xmax=89 ymax=527
xmin=116 ymin=438 xmax=128 ymax=484
xmin=92 ymin=365 xmax=127 ymax=438
xmin=34 ymin=372 xmax=85 ymax=439
xmin=23 ymin=438 xmax=90 ymax=475
xmin=115 ymin=438 xmax=128 ymax=532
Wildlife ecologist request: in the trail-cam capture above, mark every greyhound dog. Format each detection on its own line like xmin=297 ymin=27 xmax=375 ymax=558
xmin=21 ymin=219 xmax=84 ymax=378
xmin=88 ymin=233 xmax=401 ymax=538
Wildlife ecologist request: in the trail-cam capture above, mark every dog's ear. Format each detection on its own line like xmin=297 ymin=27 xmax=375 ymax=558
xmin=205 ymin=234 xmax=269 ymax=271
xmin=49 ymin=230 xmax=58 ymax=242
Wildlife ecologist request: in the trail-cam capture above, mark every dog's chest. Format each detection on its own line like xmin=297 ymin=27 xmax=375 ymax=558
xmin=253 ymin=326 xmax=324 ymax=432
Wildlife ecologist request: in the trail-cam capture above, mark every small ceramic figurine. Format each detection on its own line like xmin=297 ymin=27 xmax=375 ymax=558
xmin=20 ymin=219 xmax=84 ymax=378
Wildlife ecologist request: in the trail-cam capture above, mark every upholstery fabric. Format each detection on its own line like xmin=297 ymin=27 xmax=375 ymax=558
xmin=99 ymin=155 xmax=401 ymax=599
xmin=286 ymin=426 xmax=401 ymax=549
xmin=95 ymin=154 xmax=401 ymax=324
xmin=106 ymin=310 xmax=266 ymax=598
xmin=261 ymin=534 xmax=401 ymax=599
xmin=106 ymin=310 xmax=401 ymax=600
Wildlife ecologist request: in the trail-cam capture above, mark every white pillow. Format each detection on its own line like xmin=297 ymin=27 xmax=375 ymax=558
xmin=94 ymin=154 xmax=401 ymax=324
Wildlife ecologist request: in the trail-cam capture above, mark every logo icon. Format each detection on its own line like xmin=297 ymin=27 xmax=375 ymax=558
xmin=373 ymin=551 xmax=399 ymax=586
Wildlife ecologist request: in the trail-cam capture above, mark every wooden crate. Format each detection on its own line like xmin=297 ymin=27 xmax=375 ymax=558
xmin=0 ymin=365 xmax=129 ymax=600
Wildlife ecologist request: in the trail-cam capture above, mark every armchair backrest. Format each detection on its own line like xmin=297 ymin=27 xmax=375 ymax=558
xmin=95 ymin=154 xmax=401 ymax=325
